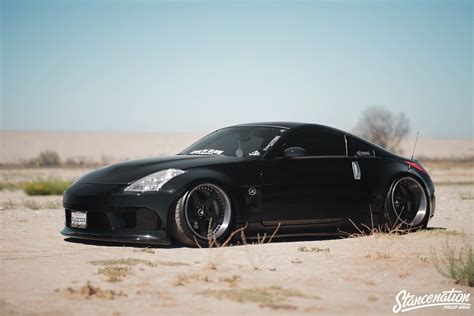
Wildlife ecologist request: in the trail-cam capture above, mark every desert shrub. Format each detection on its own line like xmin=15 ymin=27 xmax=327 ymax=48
xmin=30 ymin=150 xmax=61 ymax=167
xmin=433 ymin=240 xmax=474 ymax=287
xmin=23 ymin=180 xmax=71 ymax=196
xmin=64 ymin=157 xmax=101 ymax=167
xmin=353 ymin=106 xmax=410 ymax=153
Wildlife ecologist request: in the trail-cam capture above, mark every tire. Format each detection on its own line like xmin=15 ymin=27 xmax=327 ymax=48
xmin=170 ymin=183 xmax=235 ymax=247
xmin=383 ymin=175 xmax=430 ymax=231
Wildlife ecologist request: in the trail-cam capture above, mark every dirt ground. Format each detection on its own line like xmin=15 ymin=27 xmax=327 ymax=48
xmin=0 ymin=165 xmax=472 ymax=315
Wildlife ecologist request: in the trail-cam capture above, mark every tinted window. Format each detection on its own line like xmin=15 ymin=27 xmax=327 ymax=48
xmin=280 ymin=129 xmax=346 ymax=156
xmin=348 ymin=138 xmax=374 ymax=157
xmin=181 ymin=126 xmax=286 ymax=158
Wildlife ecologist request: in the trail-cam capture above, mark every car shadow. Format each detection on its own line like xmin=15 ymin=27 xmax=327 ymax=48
xmin=64 ymin=234 xmax=344 ymax=249
xmin=64 ymin=226 xmax=446 ymax=249
xmin=425 ymin=226 xmax=447 ymax=231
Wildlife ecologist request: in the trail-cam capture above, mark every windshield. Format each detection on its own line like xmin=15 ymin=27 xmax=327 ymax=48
xmin=180 ymin=126 xmax=287 ymax=158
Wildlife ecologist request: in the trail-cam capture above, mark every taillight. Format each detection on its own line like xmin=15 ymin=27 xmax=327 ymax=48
xmin=404 ymin=161 xmax=427 ymax=174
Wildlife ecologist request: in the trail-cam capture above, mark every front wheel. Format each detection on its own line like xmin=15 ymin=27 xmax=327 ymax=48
xmin=171 ymin=183 xmax=234 ymax=247
xmin=384 ymin=175 xmax=429 ymax=231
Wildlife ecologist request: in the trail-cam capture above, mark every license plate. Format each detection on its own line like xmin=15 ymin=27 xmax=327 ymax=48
xmin=71 ymin=211 xmax=87 ymax=229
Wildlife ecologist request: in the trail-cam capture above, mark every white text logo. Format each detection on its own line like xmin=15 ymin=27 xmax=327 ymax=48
xmin=393 ymin=288 xmax=471 ymax=313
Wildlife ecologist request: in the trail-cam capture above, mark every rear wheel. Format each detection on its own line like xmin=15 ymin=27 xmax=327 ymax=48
xmin=171 ymin=183 xmax=234 ymax=247
xmin=384 ymin=175 xmax=429 ymax=231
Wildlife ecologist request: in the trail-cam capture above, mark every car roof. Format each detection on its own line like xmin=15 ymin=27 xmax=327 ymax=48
xmin=230 ymin=122 xmax=304 ymax=129
xmin=231 ymin=122 xmax=345 ymax=133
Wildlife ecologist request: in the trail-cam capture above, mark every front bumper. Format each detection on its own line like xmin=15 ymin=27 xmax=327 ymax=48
xmin=61 ymin=182 xmax=180 ymax=245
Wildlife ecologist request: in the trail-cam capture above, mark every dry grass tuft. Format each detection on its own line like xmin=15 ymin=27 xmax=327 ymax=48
xmin=156 ymin=261 xmax=191 ymax=267
xmin=341 ymin=210 xmax=411 ymax=239
xmin=194 ymin=222 xmax=281 ymax=271
xmin=218 ymin=274 xmax=241 ymax=287
xmin=343 ymin=276 xmax=376 ymax=286
xmin=91 ymin=258 xmax=161 ymax=282
xmin=365 ymin=250 xmax=393 ymax=260
xmin=432 ymin=239 xmax=474 ymax=287
xmin=98 ymin=266 xmax=132 ymax=282
xmin=398 ymin=272 xmax=410 ymax=278
xmin=459 ymin=192 xmax=474 ymax=200
xmin=90 ymin=258 xmax=156 ymax=267
xmin=59 ymin=282 xmax=126 ymax=300
xmin=198 ymin=286 xmax=319 ymax=304
xmin=340 ymin=204 xmax=433 ymax=242
xmin=239 ymin=223 xmax=281 ymax=270
xmin=416 ymin=229 xmax=466 ymax=237
xmin=342 ymin=208 xmax=413 ymax=260
xmin=173 ymin=273 xmax=241 ymax=287
xmin=174 ymin=273 xmax=201 ymax=286
xmin=259 ymin=303 xmax=298 ymax=310
xmin=133 ymin=247 xmax=155 ymax=254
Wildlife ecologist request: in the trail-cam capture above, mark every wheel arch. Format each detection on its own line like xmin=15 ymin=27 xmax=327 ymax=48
xmin=384 ymin=170 xmax=431 ymax=203
xmin=164 ymin=168 xmax=243 ymax=236
xmin=381 ymin=170 xmax=431 ymax=228
xmin=366 ymin=158 xmax=432 ymax=217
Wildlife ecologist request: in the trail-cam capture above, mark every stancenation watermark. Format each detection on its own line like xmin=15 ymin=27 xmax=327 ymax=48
xmin=393 ymin=288 xmax=471 ymax=313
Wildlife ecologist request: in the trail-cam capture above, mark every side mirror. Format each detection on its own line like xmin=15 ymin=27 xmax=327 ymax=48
xmin=283 ymin=147 xmax=306 ymax=158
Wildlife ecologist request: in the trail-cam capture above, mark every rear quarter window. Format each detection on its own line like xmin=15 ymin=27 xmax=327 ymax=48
xmin=348 ymin=137 xmax=374 ymax=157
xmin=282 ymin=129 xmax=346 ymax=156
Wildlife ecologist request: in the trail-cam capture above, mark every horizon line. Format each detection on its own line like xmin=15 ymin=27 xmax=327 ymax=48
xmin=0 ymin=129 xmax=472 ymax=140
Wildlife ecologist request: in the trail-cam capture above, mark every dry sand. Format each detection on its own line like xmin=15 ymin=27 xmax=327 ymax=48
xmin=0 ymin=171 xmax=473 ymax=315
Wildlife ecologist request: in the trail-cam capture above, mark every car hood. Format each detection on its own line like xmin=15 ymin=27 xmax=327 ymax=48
xmin=77 ymin=155 xmax=241 ymax=184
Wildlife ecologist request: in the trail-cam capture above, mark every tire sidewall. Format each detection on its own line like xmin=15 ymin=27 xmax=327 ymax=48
xmin=383 ymin=174 xmax=430 ymax=231
xmin=172 ymin=181 xmax=236 ymax=247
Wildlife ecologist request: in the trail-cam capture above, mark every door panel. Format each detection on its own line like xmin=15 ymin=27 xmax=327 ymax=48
xmin=261 ymin=156 xmax=369 ymax=226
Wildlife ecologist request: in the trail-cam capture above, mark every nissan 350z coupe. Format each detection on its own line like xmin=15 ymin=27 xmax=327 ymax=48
xmin=61 ymin=122 xmax=435 ymax=246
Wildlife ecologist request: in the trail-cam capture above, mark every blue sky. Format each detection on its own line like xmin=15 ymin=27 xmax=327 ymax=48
xmin=1 ymin=0 xmax=472 ymax=137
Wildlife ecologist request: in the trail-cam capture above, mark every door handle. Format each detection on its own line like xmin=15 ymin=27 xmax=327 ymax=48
xmin=352 ymin=161 xmax=361 ymax=180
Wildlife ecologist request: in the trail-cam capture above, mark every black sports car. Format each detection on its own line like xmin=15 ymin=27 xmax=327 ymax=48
xmin=61 ymin=122 xmax=435 ymax=246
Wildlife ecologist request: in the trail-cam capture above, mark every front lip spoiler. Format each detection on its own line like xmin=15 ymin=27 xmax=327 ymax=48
xmin=60 ymin=227 xmax=171 ymax=245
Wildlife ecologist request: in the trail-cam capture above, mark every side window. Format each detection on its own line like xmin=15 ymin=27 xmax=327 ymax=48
xmin=282 ymin=129 xmax=346 ymax=156
xmin=348 ymin=137 xmax=374 ymax=157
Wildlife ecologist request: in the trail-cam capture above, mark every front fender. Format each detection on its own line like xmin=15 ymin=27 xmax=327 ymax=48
xmin=161 ymin=168 xmax=250 ymax=227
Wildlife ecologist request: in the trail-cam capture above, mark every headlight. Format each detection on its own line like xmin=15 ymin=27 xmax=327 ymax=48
xmin=124 ymin=169 xmax=186 ymax=192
